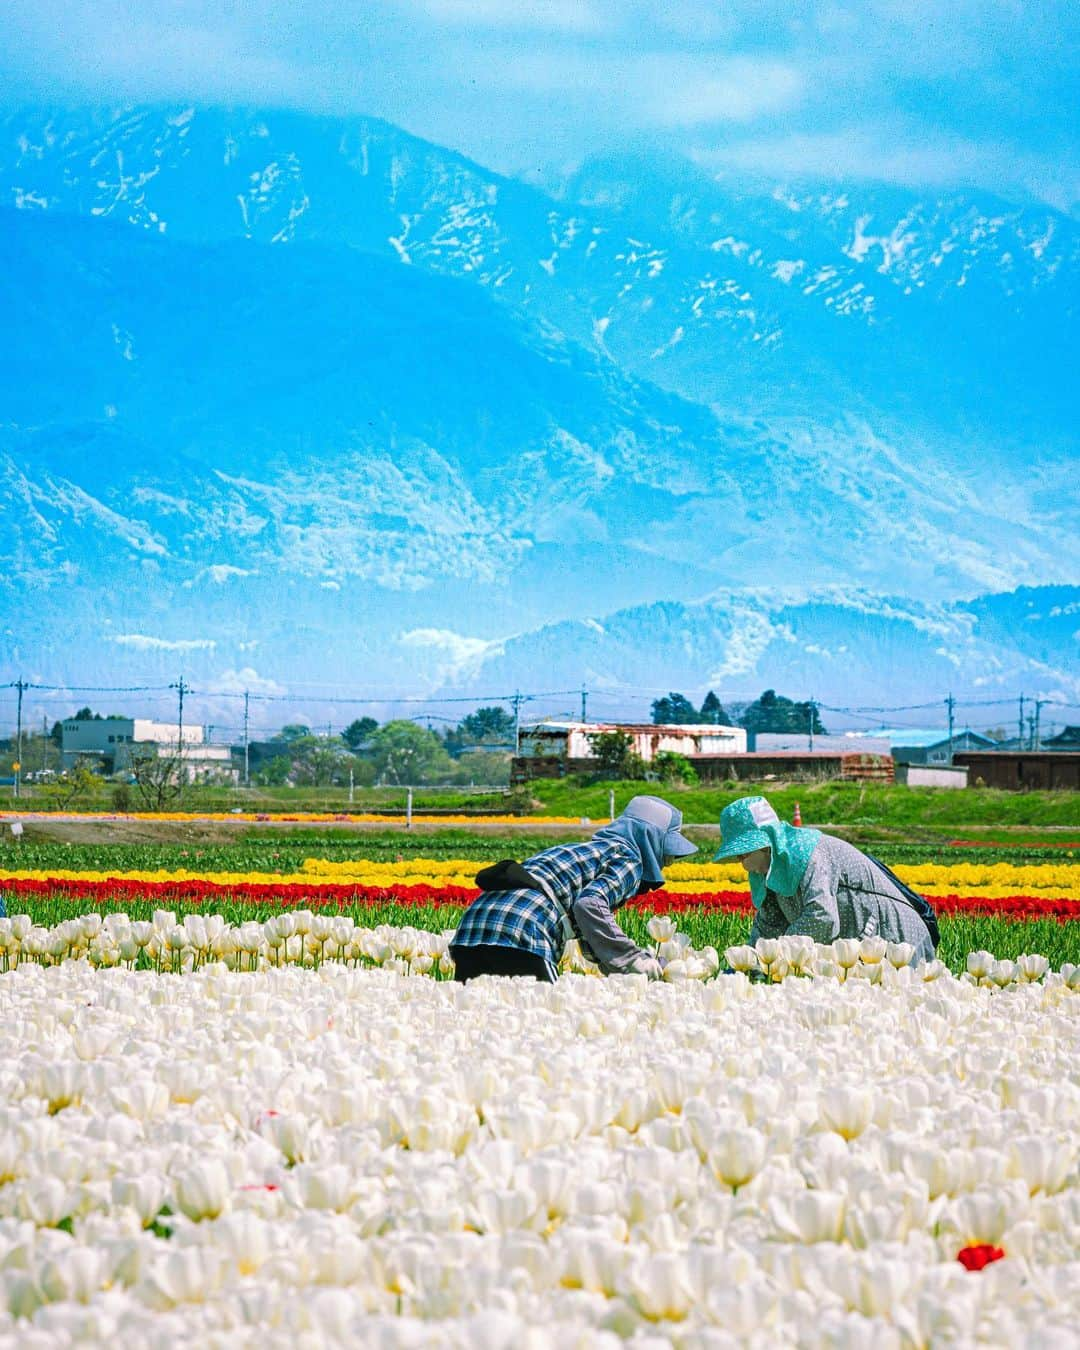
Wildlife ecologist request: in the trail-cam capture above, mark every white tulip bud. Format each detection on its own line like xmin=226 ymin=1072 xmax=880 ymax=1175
xmin=1017 ymin=953 xmax=1049 ymax=982
xmin=646 ymin=915 xmax=677 ymax=943
xmin=966 ymin=950 xmax=995 ymax=979
xmin=131 ymin=922 xmax=154 ymax=947
xmin=859 ymin=936 xmax=887 ymax=964
xmin=175 ymin=1158 xmax=231 ymax=1222
xmin=709 ymin=1127 xmax=767 ymax=1189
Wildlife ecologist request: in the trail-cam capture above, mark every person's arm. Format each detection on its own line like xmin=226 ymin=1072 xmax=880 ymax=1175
xmin=748 ymin=891 xmax=789 ymax=945
xmin=570 ymin=851 xmax=655 ymax=975
xmin=783 ymin=855 xmax=841 ymax=944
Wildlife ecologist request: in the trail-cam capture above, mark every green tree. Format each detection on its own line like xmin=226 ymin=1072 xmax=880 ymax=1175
xmin=447 ymin=749 xmax=512 ymax=785
xmin=588 ymin=730 xmax=647 ymax=780
xmin=369 ymin=720 xmax=454 ymax=785
xmin=699 ymin=691 xmax=729 ymax=725
xmin=289 ymin=736 xmax=356 ymax=786
xmin=445 ymin=706 xmax=516 ymax=757
xmin=274 ymin=724 xmax=311 ymax=742
xmin=739 ymin=690 xmax=827 ymax=736
xmin=342 ymin=717 xmax=379 ymax=751
xmin=254 ymin=756 xmax=291 ymax=787
xmin=461 ymin=706 xmax=515 ymax=743
xmin=651 ymin=751 xmax=699 ymax=786
xmin=129 ymin=750 xmax=183 ymax=811
xmin=35 ymin=759 xmax=103 ymax=811
xmin=650 ymin=693 xmax=699 ymax=725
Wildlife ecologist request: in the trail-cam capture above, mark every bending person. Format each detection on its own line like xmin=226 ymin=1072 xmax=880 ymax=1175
xmin=714 ymin=795 xmax=937 ymax=962
xmin=450 ymin=794 xmax=698 ymax=982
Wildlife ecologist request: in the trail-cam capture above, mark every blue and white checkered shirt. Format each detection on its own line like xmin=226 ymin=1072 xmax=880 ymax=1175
xmin=451 ymin=837 xmax=644 ymax=975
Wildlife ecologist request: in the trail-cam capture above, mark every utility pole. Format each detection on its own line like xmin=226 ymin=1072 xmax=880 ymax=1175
xmin=580 ymin=685 xmax=588 ymax=722
xmin=808 ymin=695 xmax=816 ymax=752
xmin=1034 ymin=699 xmax=1049 ymax=751
xmin=13 ymin=678 xmax=25 ymax=799
xmin=42 ymin=713 xmax=48 ymax=776
xmin=1027 ymin=713 xmax=1036 ymax=750
xmin=243 ymin=691 xmax=250 ymax=788
xmin=511 ymin=690 xmax=523 ymax=757
xmin=171 ymin=676 xmax=188 ymax=798
xmin=945 ymin=692 xmax=955 ymax=763
xmin=1018 ymin=694 xmax=1025 ymax=748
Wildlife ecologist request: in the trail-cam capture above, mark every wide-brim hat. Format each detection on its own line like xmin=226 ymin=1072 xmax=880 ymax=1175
xmin=622 ymin=794 xmax=698 ymax=857
xmin=713 ymin=795 xmax=780 ymax=860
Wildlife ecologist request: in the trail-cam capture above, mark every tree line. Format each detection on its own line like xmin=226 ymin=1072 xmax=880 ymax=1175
xmin=650 ymin=689 xmax=827 ymax=736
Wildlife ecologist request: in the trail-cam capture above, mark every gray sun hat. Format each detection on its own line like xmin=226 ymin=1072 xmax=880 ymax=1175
xmin=622 ymin=794 xmax=698 ymax=859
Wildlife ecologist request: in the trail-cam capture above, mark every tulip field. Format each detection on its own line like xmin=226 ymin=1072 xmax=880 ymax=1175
xmin=1 ymin=828 xmax=1079 ymax=1343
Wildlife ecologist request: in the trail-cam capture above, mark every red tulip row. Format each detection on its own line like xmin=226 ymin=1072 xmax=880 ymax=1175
xmin=1 ymin=876 xmax=1078 ymax=920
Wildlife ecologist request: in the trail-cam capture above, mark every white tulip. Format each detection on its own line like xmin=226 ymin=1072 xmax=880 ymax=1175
xmin=112 ymin=1174 xmax=168 ymax=1225
xmin=966 ymin=950 xmax=995 ymax=979
xmin=769 ymin=1190 xmax=846 ymax=1243
xmin=724 ymin=945 xmax=760 ymax=974
xmin=818 ymin=1086 xmax=875 ymax=1141
xmin=859 ymin=936 xmax=887 ymax=965
xmin=1007 ymin=1137 xmax=1075 ymax=1196
xmin=1017 ymin=953 xmax=1049 ymax=982
xmin=129 ymin=921 xmax=154 ymax=947
xmin=37 ymin=1245 xmax=104 ymax=1305
xmin=174 ymin=1158 xmax=231 ymax=1222
xmin=624 ymin=1250 xmax=695 ymax=1321
xmin=885 ymin=941 xmax=915 ymax=968
xmin=261 ymin=1112 xmax=313 ymax=1164
xmin=646 ymin=916 xmax=677 ymax=943
xmin=709 ymin=1127 xmax=767 ymax=1190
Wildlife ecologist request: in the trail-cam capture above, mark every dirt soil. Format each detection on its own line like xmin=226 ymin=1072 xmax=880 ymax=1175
xmin=5 ymin=817 xmax=599 ymax=845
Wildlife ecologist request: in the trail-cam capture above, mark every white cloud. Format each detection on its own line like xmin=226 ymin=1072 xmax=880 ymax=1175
xmin=411 ymin=0 xmax=604 ymax=32
xmin=109 ymin=634 xmax=217 ymax=652
xmin=647 ymin=59 xmax=804 ymax=127
xmin=198 ymin=564 xmax=252 ymax=584
xmin=692 ymin=131 xmax=1080 ymax=215
xmin=398 ymin=627 xmax=501 ymax=682
xmin=211 ymin=666 xmax=284 ymax=696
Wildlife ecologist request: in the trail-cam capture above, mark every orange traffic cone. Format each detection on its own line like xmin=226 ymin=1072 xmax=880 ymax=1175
xmin=793 ymin=801 xmax=802 ymax=826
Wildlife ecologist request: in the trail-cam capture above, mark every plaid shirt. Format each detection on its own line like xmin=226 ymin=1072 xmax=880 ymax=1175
xmin=450 ymin=837 xmax=643 ymax=972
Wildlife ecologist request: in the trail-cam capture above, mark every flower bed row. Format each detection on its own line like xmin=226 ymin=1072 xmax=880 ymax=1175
xmin=0 ymin=810 xmax=585 ymax=824
xmin=7 ymin=856 xmax=1080 ymax=896
xmin=2 ymin=875 xmax=1079 ymax=920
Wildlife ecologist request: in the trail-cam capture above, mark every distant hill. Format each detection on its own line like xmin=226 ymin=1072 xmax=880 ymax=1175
xmin=0 ymin=104 xmax=1076 ymax=713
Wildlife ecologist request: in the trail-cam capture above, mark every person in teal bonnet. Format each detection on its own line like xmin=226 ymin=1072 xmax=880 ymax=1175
xmin=715 ymin=795 xmax=937 ymax=962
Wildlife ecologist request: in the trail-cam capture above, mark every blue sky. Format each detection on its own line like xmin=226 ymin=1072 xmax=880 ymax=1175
xmin=3 ymin=0 xmax=1078 ymax=212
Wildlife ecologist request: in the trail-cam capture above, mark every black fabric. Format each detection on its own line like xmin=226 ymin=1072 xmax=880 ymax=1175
xmin=864 ymin=852 xmax=941 ymax=950
xmin=474 ymin=859 xmax=542 ymax=892
xmin=450 ymin=944 xmax=556 ymax=983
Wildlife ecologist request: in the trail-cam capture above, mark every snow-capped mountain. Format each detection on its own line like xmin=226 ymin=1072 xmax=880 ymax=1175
xmin=0 ymin=104 xmax=1076 ymax=712
xmin=441 ymin=586 xmax=1080 ymax=715
xmin=2 ymin=106 xmax=1075 ymax=434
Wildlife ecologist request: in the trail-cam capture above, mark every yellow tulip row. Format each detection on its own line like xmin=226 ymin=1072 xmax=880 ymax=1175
xmin=3 ymin=854 xmax=1079 ymax=900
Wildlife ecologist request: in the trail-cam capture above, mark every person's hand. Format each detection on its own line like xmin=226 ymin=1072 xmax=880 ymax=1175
xmin=630 ymin=952 xmax=663 ymax=980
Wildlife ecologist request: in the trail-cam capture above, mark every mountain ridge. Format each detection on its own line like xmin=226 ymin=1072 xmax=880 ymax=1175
xmin=0 ymin=104 xmax=1076 ymax=712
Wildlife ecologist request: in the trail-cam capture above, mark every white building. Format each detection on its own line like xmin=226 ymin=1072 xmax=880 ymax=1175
xmin=518 ymin=720 xmax=747 ymax=763
xmin=60 ymin=716 xmax=235 ymax=782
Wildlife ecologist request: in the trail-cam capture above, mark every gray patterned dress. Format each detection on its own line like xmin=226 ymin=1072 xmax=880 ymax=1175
xmin=747 ymin=834 xmax=936 ymax=963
